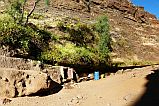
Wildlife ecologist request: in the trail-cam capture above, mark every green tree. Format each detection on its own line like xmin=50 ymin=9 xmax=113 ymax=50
xmin=7 ymin=0 xmax=48 ymax=25
xmin=95 ymin=15 xmax=111 ymax=63
xmin=0 ymin=0 xmax=52 ymax=59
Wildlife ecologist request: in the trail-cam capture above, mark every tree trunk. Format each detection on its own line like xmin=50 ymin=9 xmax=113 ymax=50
xmin=25 ymin=0 xmax=40 ymax=25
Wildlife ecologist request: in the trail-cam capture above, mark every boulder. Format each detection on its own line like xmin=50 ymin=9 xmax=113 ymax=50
xmin=0 ymin=68 xmax=51 ymax=98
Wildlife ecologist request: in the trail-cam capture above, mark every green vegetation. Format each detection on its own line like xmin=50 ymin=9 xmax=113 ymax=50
xmin=40 ymin=16 xmax=112 ymax=69
xmin=0 ymin=0 xmax=112 ymax=70
xmin=0 ymin=14 xmax=52 ymax=59
xmin=40 ymin=43 xmax=98 ymax=66
xmin=41 ymin=21 xmax=101 ymax=67
xmin=95 ymin=16 xmax=111 ymax=65
xmin=57 ymin=21 xmax=96 ymax=47
xmin=6 ymin=0 xmax=48 ymax=25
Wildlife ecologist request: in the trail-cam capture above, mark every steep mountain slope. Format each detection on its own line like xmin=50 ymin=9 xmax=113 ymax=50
xmin=41 ymin=0 xmax=159 ymax=65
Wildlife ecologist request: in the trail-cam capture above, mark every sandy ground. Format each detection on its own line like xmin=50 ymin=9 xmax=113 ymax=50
xmin=1 ymin=65 xmax=159 ymax=106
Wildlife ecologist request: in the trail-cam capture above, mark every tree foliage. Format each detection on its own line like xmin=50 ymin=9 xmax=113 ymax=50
xmin=95 ymin=15 xmax=111 ymax=63
xmin=0 ymin=0 xmax=51 ymax=59
xmin=7 ymin=0 xmax=48 ymax=25
xmin=0 ymin=13 xmax=52 ymax=59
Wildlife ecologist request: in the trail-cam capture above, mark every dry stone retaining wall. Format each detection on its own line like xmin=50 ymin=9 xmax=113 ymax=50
xmin=0 ymin=55 xmax=41 ymax=71
xmin=0 ymin=55 xmax=62 ymax=83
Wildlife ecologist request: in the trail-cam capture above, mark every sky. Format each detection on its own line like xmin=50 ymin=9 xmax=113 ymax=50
xmin=131 ymin=0 xmax=159 ymax=19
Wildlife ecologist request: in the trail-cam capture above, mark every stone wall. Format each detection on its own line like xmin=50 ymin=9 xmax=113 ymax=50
xmin=0 ymin=55 xmax=62 ymax=84
xmin=0 ymin=55 xmax=40 ymax=71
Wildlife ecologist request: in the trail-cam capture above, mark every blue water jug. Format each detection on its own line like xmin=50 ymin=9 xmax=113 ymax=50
xmin=94 ymin=71 xmax=99 ymax=80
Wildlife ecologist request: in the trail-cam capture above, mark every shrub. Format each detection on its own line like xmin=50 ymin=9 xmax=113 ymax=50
xmin=55 ymin=17 xmax=112 ymax=68
xmin=57 ymin=21 xmax=95 ymax=47
xmin=0 ymin=14 xmax=52 ymax=59
xmin=6 ymin=0 xmax=24 ymax=24
xmin=40 ymin=43 xmax=99 ymax=65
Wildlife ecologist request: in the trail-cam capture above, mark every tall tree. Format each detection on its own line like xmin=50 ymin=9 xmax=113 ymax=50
xmin=7 ymin=0 xmax=49 ymax=25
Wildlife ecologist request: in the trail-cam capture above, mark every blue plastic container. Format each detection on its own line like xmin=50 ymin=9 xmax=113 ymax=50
xmin=94 ymin=71 xmax=99 ymax=80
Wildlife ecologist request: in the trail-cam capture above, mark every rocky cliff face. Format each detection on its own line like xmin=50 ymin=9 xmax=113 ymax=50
xmin=48 ymin=0 xmax=157 ymax=24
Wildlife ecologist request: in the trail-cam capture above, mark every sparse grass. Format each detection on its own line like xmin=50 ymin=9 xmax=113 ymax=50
xmin=115 ymin=60 xmax=156 ymax=67
xmin=30 ymin=13 xmax=45 ymax=20
xmin=117 ymin=37 xmax=128 ymax=47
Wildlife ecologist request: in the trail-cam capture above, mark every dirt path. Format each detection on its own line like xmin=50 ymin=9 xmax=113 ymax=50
xmin=1 ymin=65 xmax=159 ymax=106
